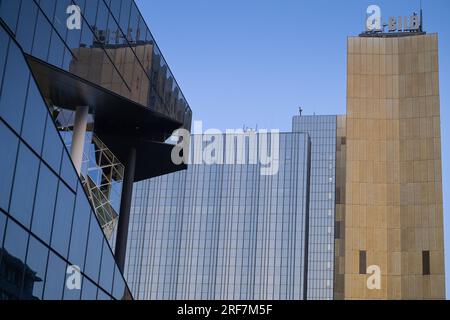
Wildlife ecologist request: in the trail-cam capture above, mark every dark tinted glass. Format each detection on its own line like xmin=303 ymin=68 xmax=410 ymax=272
xmin=64 ymin=3 xmax=82 ymax=53
xmin=0 ymin=43 xmax=30 ymax=132
xmin=0 ymin=22 xmax=10 ymax=84
xmin=423 ymin=251 xmax=430 ymax=275
xmin=51 ymin=182 xmax=75 ymax=257
xmin=31 ymin=11 xmax=52 ymax=61
xmin=99 ymin=240 xmax=114 ymax=293
xmin=24 ymin=236 xmax=49 ymax=300
xmin=79 ymin=0 xmax=98 ymax=26
xmin=0 ymin=213 xmax=6 ymax=247
xmin=118 ymin=0 xmax=131 ymax=36
xmin=81 ymin=277 xmax=97 ymax=300
xmin=334 ymin=221 xmax=341 ymax=239
xmin=38 ymin=0 xmax=57 ymax=20
xmin=52 ymin=0 xmax=70 ymax=36
xmin=15 ymin=0 xmax=39 ymax=53
xmin=63 ymin=273 xmax=82 ymax=300
xmin=0 ymin=0 xmax=21 ymax=32
xmin=43 ymin=251 xmax=66 ymax=300
xmin=1 ymin=219 xmax=29 ymax=299
xmin=60 ymin=151 xmax=78 ymax=191
xmin=47 ymin=29 xmax=65 ymax=67
xmin=42 ymin=114 xmax=63 ymax=172
xmin=68 ymin=185 xmax=91 ymax=269
xmin=31 ymin=163 xmax=58 ymax=243
xmin=359 ymin=251 xmax=367 ymax=275
xmin=97 ymin=288 xmax=112 ymax=300
xmin=112 ymin=265 xmax=126 ymax=300
xmin=84 ymin=216 xmax=103 ymax=282
xmin=0 ymin=121 xmax=19 ymax=211
xmin=3 ymin=220 xmax=28 ymax=262
xmin=9 ymin=143 xmax=40 ymax=228
xmin=20 ymin=80 xmax=48 ymax=154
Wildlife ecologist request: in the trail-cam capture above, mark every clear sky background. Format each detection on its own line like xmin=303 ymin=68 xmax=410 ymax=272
xmin=136 ymin=0 xmax=450 ymax=298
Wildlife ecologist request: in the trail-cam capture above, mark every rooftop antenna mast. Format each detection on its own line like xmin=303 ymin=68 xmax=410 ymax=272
xmin=420 ymin=0 xmax=424 ymax=32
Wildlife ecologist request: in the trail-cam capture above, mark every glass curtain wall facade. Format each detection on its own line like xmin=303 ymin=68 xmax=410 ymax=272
xmin=0 ymin=0 xmax=191 ymax=128
xmin=292 ymin=115 xmax=337 ymax=300
xmin=1 ymin=0 xmax=192 ymax=300
xmin=126 ymin=133 xmax=312 ymax=300
xmin=0 ymin=23 xmax=130 ymax=300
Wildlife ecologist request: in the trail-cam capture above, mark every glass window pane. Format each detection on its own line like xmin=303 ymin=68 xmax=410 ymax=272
xmin=0 ymin=0 xmax=21 ymax=33
xmin=0 ymin=121 xmax=19 ymax=211
xmin=31 ymin=163 xmax=58 ymax=243
xmin=60 ymin=151 xmax=78 ymax=191
xmin=0 ymin=28 xmax=10 ymax=89
xmin=0 ymin=213 xmax=6 ymax=247
xmin=0 ymin=219 xmax=29 ymax=300
xmin=63 ymin=273 xmax=82 ymax=300
xmin=65 ymin=14 xmax=82 ymax=56
xmin=24 ymin=236 xmax=49 ymax=300
xmin=0 ymin=42 xmax=30 ymax=132
xmin=10 ymin=143 xmax=40 ymax=228
xmin=97 ymin=288 xmax=112 ymax=300
xmin=51 ymin=182 xmax=75 ymax=257
xmin=52 ymin=0 xmax=70 ymax=36
xmin=15 ymin=0 xmax=39 ymax=54
xmin=31 ymin=11 xmax=52 ymax=61
xmin=99 ymin=240 xmax=114 ymax=294
xmin=84 ymin=217 xmax=103 ymax=282
xmin=68 ymin=185 xmax=90 ymax=270
xmin=118 ymin=0 xmax=131 ymax=33
xmin=0 ymin=212 xmax=7 ymax=268
xmin=112 ymin=266 xmax=126 ymax=300
xmin=20 ymin=80 xmax=48 ymax=154
xmin=38 ymin=0 xmax=57 ymax=21
xmin=43 ymin=251 xmax=66 ymax=300
xmin=81 ymin=277 xmax=97 ymax=300
xmin=81 ymin=0 xmax=98 ymax=26
xmin=42 ymin=114 xmax=63 ymax=172
xmin=3 ymin=219 xmax=28 ymax=261
xmin=47 ymin=30 xmax=65 ymax=68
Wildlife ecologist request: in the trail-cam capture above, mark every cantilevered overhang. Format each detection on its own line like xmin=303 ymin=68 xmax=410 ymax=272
xmin=26 ymin=55 xmax=187 ymax=182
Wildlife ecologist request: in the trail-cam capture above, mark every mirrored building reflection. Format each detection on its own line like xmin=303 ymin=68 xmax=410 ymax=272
xmin=126 ymin=125 xmax=338 ymax=300
xmin=1 ymin=0 xmax=192 ymax=300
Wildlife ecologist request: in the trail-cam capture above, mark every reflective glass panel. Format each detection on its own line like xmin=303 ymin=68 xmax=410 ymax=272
xmin=9 ymin=143 xmax=40 ymax=228
xmin=81 ymin=277 xmax=97 ymax=300
xmin=51 ymin=182 xmax=75 ymax=257
xmin=31 ymin=163 xmax=58 ymax=243
xmin=15 ymin=0 xmax=39 ymax=54
xmin=83 ymin=215 xmax=103 ymax=282
xmin=43 ymin=251 xmax=66 ymax=300
xmin=68 ymin=185 xmax=90 ymax=270
xmin=41 ymin=114 xmax=63 ymax=173
xmin=99 ymin=240 xmax=114 ymax=293
xmin=1 ymin=219 xmax=29 ymax=300
xmin=0 ymin=121 xmax=19 ymax=211
xmin=0 ymin=0 xmax=21 ymax=32
xmin=0 ymin=42 xmax=30 ymax=132
xmin=20 ymin=80 xmax=48 ymax=155
xmin=24 ymin=236 xmax=49 ymax=300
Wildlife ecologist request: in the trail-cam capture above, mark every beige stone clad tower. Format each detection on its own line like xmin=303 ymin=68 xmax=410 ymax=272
xmin=344 ymin=33 xmax=445 ymax=299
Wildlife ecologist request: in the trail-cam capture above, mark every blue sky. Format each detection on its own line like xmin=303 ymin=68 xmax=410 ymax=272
xmin=136 ymin=0 xmax=450 ymax=298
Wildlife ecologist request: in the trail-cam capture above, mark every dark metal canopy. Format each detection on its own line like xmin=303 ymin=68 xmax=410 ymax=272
xmin=26 ymin=55 xmax=187 ymax=182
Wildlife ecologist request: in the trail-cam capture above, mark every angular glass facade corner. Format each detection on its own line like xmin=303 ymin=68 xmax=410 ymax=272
xmin=126 ymin=132 xmax=313 ymax=300
xmin=292 ymin=115 xmax=337 ymax=300
xmin=0 ymin=24 xmax=130 ymax=300
xmin=1 ymin=0 xmax=191 ymax=300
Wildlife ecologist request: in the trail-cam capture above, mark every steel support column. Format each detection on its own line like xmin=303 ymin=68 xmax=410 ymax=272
xmin=115 ymin=147 xmax=137 ymax=273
